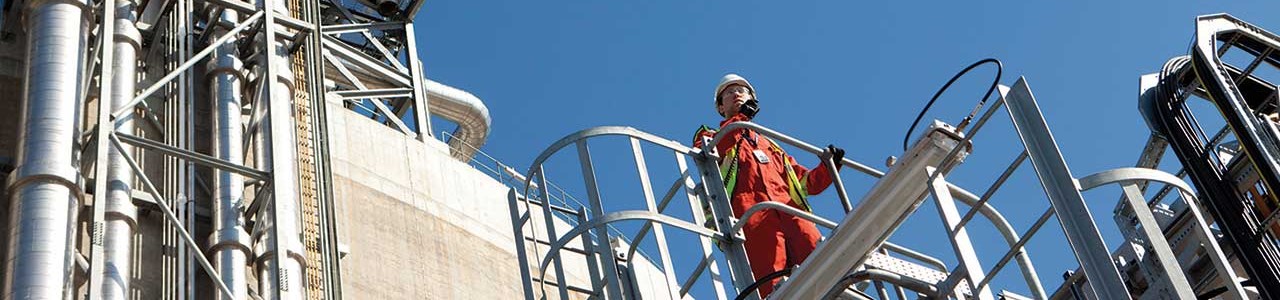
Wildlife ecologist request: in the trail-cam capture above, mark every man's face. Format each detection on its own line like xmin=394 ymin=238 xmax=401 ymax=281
xmin=717 ymin=84 xmax=753 ymax=117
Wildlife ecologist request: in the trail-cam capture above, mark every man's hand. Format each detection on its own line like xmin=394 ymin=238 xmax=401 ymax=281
xmin=739 ymin=99 xmax=759 ymax=119
xmin=827 ymin=144 xmax=845 ymax=169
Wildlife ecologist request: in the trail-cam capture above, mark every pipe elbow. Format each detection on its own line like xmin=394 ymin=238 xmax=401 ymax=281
xmin=424 ymin=78 xmax=491 ymax=161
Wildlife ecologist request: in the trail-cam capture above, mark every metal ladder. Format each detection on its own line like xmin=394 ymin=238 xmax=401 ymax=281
xmin=508 ymin=75 xmax=1236 ymax=299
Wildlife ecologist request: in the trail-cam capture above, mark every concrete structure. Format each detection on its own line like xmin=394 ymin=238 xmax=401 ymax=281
xmin=325 ymin=93 xmax=674 ymax=299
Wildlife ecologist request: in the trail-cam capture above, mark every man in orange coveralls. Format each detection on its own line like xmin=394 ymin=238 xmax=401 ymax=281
xmin=693 ymin=73 xmax=845 ymax=296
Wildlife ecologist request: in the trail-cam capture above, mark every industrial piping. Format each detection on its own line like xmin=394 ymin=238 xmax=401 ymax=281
xmin=424 ymin=78 xmax=490 ymax=161
xmin=100 ymin=0 xmax=142 ymax=298
xmin=251 ymin=0 xmax=306 ymax=297
xmin=4 ymin=0 xmax=92 ymax=297
xmin=205 ymin=7 xmax=252 ymax=300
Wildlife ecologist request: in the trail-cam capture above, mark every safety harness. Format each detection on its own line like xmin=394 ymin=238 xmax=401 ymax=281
xmin=695 ymin=125 xmax=814 ymax=216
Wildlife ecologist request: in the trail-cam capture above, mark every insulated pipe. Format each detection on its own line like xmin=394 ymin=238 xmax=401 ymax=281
xmin=99 ymin=0 xmax=142 ymax=298
xmin=4 ymin=0 xmax=92 ymax=297
xmin=424 ymin=78 xmax=490 ymax=161
xmin=251 ymin=0 xmax=305 ymax=297
xmin=204 ymin=7 xmax=251 ymax=300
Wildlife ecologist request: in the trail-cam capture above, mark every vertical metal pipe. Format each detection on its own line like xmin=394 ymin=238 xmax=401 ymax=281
xmin=4 ymin=0 xmax=92 ymax=297
xmin=253 ymin=0 xmax=305 ymax=295
xmin=181 ymin=0 xmax=198 ymax=297
xmin=205 ymin=7 xmax=251 ymax=300
xmin=100 ymin=0 xmax=142 ymax=297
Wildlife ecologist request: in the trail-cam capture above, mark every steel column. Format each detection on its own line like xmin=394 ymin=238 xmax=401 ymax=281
xmin=1118 ymin=184 xmax=1196 ymax=298
xmin=575 ymin=141 xmax=625 ymax=299
xmin=534 ymin=168 xmax=572 ymax=299
xmin=628 ymin=138 xmax=680 ymax=298
xmin=404 ymin=23 xmax=432 ymax=140
xmin=508 ymin=190 xmax=537 ymax=299
xmin=677 ymin=153 xmax=727 ymax=299
xmin=97 ymin=0 xmax=143 ymax=297
xmin=692 ymin=139 xmax=757 ymax=299
xmin=256 ymin=0 xmax=307 ymax=295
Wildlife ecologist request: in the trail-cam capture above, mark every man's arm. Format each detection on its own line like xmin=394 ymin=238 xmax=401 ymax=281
xmin=792 ymin=158 xmax=835 ymax=195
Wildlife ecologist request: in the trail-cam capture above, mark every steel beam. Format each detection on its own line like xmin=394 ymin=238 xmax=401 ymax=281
xmin=334 ymin=87 xmax=413 ymax=99
xmin=677 ymin=154 xmax=728 ymax=299
xmin=507 ymin=190 xmax=537 ymax=299
xmin=692 ymin=140 xmax=758 ymax=299
xmin=575 ymin=141 xmax=625 ymax=299
xmin=321 ymin=21 xmax=406 ymax=34
xmin=1076 ymin=167 xmax=1247 ymax=299
xmin=113 ymin=11 xmax=265 ymax=119
xmin=628 ymin=138 xmax=680 ymax=299
xmin=108 ymin=134 xmax=237 ymax=298
xmin=537 ymin=169 xmax=572 ymax=300
xmin=1118 ymin=184 xmax=1196 ymax=299
xmin=770 ymin=121 xmax=968 ymax=299
xmin=1002 ymin=77 xmax=1129 ymax=299
xmin=330 ymin=3 xmax=407 ymax=72
xmin=86 ymin=0 xmax=119 ymax=296
xmin=927 ymin=168 xmax=993 ymax=300
xmin=116 ymin=133 xmax=269 ymax=181
xmin=405 ymin=23 xmax=431 ymax=140
xmin=320 ymin=34 xmax=410 ymax=86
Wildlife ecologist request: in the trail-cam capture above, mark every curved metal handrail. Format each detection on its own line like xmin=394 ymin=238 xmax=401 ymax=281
xmin=519 ymin=123 xmax=1046 ymax=297
xmin=713 ymin=121 xmax=1046 ymax=297
xmin=535 ymin=210 xmax=722 ymax=283
xmin=522 ymin=126 xmax=695 ymax=193
xmin=621 ymin=171 xmax=694 ymax=268
xmin=1076 ymin=167 xmax=1193 ymax=192
xmin=1075 ymin=167 xmax=1247 ymax=299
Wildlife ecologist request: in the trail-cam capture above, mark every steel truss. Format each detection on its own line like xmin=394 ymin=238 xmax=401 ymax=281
xmin=14 ymin=0 xmax=361 ymax=296
xmin=317 ymin=0 xmax=432 ymax=141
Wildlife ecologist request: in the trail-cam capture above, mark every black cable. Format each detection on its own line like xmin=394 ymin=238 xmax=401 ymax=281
xmin=733 ymin=267 xmax=793 ymax=300
xmin=902 ymin=58 xmax=1003 ymax=151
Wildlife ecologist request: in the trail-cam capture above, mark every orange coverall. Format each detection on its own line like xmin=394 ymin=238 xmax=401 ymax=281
xmin=694 ymin=112 xmax=836 ymax=296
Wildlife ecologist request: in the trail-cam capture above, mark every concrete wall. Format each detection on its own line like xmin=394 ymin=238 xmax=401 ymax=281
xmin=325 ymin=94 xmax=684 ymax=299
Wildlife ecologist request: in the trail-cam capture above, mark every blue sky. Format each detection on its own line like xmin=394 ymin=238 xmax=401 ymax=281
xmin=416 ymin=1 xmax=1280 ymax=298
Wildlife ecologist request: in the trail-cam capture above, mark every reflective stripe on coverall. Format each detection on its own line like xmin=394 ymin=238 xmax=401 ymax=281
xmin=693 ymin=112 xmax=836 ymax=296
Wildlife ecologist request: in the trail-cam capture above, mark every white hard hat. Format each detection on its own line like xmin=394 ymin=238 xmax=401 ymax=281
xmin=714 ymin=73 xmax=755 ymax=116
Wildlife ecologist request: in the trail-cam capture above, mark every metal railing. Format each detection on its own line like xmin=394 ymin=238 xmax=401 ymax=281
xmin=503 ymin=75 xmax=1240 ymax=300
xmin=502 ymin=118 xmax=1056 ymax=300
xmin=440 ymin=130 xmax=657 ymax=263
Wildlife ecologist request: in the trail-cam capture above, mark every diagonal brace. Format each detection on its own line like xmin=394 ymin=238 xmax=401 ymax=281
xmin=109 ymin=133 xmax=238 ymax=298
xmin=112 ymin=11 xmax=265 ymax=120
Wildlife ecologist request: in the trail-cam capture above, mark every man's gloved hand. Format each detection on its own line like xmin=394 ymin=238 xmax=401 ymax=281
xmin=739 ymin=99 xmax=760 ymax=119
xmin=827 ymin=144 xmax=845 ymax=169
